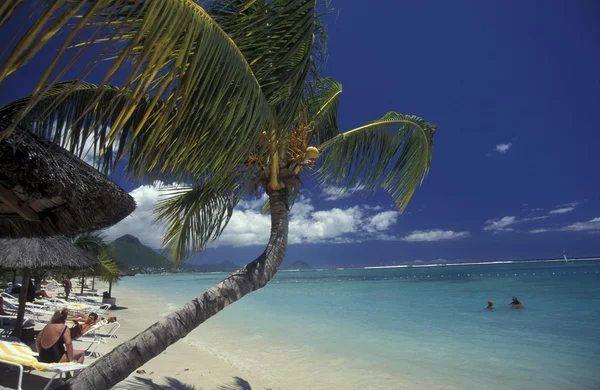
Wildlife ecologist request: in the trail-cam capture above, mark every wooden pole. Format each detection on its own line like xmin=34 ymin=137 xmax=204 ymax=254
xmin=12 ymin=268 xmax=30 ymax=339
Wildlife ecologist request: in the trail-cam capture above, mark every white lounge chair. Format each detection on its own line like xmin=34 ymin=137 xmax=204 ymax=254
xmin=0 ymin=339 xmax=86 ymax=390
xmin=73 ymin=319 xmax=120 ymax=356
xmin=1 ymin=297 xmax=54 ymax=322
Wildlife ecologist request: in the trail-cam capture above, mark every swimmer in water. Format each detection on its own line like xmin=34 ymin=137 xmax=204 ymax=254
xmin=509 ymin=296 xmax=525 ymax=309
xmin=485 ymin=301 xmax=494 ymax=310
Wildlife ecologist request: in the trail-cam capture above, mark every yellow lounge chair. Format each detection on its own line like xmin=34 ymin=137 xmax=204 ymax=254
xmin=0 ymin=339 xmax=86 ymax=390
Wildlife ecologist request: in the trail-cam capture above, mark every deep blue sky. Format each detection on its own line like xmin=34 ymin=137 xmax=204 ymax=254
xmin=1 ymin=1 xmax=599 ymax=267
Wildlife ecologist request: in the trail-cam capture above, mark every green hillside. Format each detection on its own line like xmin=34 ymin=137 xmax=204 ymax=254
xmin=111 ymin=234 xmax=172 ymax=269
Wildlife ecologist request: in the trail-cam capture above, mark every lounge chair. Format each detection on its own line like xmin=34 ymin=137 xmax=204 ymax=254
xmin=0 ymin=339 xmax=86 ymax=390
xmin=73 ymin=319 xmax=120 ymax=356
xmin=1 ymin=296 xmax=54 ymax=322
xmin=0 ymin=315 xmax=35 ymax=336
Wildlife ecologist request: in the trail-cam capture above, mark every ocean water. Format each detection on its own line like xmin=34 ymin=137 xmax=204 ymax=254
xmin=121 ymin=260 xmax=600 ymax=389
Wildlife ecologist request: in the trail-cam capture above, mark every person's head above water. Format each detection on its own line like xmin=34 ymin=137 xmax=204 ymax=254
xmin=512 ymin=296 xmax=520 ymax=303
xmin=488 ymin=301 xmax=493 ymax=306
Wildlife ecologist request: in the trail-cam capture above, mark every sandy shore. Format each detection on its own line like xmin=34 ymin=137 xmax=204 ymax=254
xmin=1 ymin=281 xmax=276 ymax=390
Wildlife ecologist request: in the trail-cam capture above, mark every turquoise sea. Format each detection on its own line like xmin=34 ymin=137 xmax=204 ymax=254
xmin=121 ymin=260 xmax=600 ymax=390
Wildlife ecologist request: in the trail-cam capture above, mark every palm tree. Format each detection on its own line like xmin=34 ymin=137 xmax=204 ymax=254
xmin=73 ymin=232 xmax=121 ymax=297
xmin=0 ymin=1 xmax=438 ymax=388
xmin=96 ymin=251 xmax=122 ymax=299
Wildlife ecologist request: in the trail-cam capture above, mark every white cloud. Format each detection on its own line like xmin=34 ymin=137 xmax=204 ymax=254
xmin=483 ymin=216 xmax=517 ymax=232
xmin=321 ymin=184 xmax=365 ymax=201
xmin=104 ymin=181 xmax=183 ymax=247
xmin=529 ymin=228 xmax=550 ymax=234
xmin=549 ymin=202 xmax=579 ymax=215
xmin=495 ymin=143 xmax=512 ymax=154
xmin=104 ymin=183 xmax=402 ymax=249
xmin=401 ymin=229 xmax=469 ymax=242
xmin=363 ymin=211 xmax=398 ymax=233
xmin=562 ymin=217 xmax=600 ymax=232
xmin=529 ymin=217 xmax=600 ymax=234
xmin=549 ymin=207 xmax=575 ymax=214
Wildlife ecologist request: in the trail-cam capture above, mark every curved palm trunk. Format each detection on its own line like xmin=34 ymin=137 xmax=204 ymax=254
xmin=59 ymin=192 xmax=289 ymax=389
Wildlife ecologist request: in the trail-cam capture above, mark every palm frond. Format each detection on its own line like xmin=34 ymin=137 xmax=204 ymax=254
xmin=73 ymin=231 xmax=114 ymax=257
xmin=0 ymin=1 xmax=22 ymax=27
xmin=208 ymin=0 xmax=327 ymax=131
xmin=0 ymin=0 xmax=272 ymax=178
xmin=154 ymin=174 xmax=248 ymax=266
xmin=317 ymin=112 xmax=437 ymax=211
xmin=0 ymin=81 xmax=161 ymax=173
xmin=97 ymin=251 xmax=121 ymax=283
xmin=306 ymin=77 xmax=342 ymax=144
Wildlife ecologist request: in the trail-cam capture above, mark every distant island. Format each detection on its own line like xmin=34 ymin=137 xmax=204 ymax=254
xmin=182 ymin=261 xmax=240 ymax=273
xmin=282 ymin=260 xmax=312 ymax=270
xmin=111 ymin=234 xmax=172 ymax=269
xmin=110 ymin=234 xmax=241 ymax=275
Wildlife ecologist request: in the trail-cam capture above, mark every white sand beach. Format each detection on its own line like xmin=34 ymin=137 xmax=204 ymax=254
xmin=1 ymin=281 xmax=277 ymax=390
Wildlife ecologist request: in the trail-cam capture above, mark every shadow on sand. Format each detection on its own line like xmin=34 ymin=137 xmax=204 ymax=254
xmin=217 ymin=376 xmax=252 ymax=390
xmin=115 ymin=375 xmax=259 ymax=390
xmin=114 ymin=376 xmax=197 ymax=390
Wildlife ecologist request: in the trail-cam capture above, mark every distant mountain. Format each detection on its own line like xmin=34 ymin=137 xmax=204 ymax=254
xmin=282 ymin=260 xmax=312 ymax=270
xmin=111 ymin=234 xmax=172 ymax=269
xmin=182 ymin=261 xmax=239 ymax=272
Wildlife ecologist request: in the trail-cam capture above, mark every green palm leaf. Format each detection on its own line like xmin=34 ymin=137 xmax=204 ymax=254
xmin=0 ymin=1 xmax=22 ymax=27
xmin=305 ymin=77 xmax=342 ymax=144
xmin=73 ymin=231 xmax=114 ymax=256
xmin=208 ymin=0 xmax=327 ymax=131
xmin=0 ymin=81 xmax=161 ymax=174
xmin=154 ymin=174 xmax=248 ymax=265
xmin=317 ymin=112 xmax=437 ymax=211
xmin=0 ymin=0 xmax=273 ymax=178
xmin=96 ymin=252 xmax=121 ymax=285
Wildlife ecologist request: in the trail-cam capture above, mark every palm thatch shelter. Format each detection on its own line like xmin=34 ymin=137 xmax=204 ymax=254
xmin=0 ymin=119 xmax=136 ymax=238
xmin=0 ymin=236 xmax=100 ymax=338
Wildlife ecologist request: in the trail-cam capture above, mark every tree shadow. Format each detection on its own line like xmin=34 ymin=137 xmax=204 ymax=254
xmin=217 ymin=376 xmax=252 ymax=390
xmin=114 ymin=376 xmax=196 ymax=390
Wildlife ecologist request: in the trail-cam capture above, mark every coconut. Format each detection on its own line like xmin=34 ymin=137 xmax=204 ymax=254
xmin=306 ymin=146 xmax=319 ymax=159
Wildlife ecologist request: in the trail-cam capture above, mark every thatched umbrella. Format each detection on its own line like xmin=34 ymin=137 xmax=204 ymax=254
xmin=0 ymin=119 xmax=136 ymax=238
xmin=0 ymin=236 xmax=100 ymax=338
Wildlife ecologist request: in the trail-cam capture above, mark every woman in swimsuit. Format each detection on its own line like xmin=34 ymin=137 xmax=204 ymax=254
xmin=35 ymin=308 xmax=85 ymax=369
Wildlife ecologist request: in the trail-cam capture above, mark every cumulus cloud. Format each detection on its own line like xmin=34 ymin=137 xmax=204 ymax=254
xmin=321 ymin=184 xmax=365 ymax=201
xmin=104 ymin=181 xmax=181 ymax=247
xmin=483 ymin=216 xmax=518 ymax=232
xmin=363 ymin=211 xmax=398 ymax=233
xmin=401 ymin=229 xmax=469 ymax=242
xmin=529 ymin=217 xmax=600 ymax=234
xmin=104 ymin=182 xmax=402 ymax=249
xmin=495 ymin=143 xmax=512 ymax=154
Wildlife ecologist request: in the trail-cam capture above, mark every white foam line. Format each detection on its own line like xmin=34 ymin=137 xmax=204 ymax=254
xmin=363 ymin=258 xmax=600 ymax=270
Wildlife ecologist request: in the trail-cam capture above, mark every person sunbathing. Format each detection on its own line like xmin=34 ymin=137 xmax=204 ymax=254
xmin=36 ymin=308 xmax=85 ymax=373
xmin=68 ymin=312 xmax=117 ymax=331
xmin=68 ymin=312 xmax=99 ymax=332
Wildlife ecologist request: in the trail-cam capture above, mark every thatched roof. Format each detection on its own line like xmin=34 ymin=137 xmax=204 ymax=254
xmin=0 ymin=120 xmax=136 ymax=238
xmin=0 ymin=236 xmax=100 ymax=270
